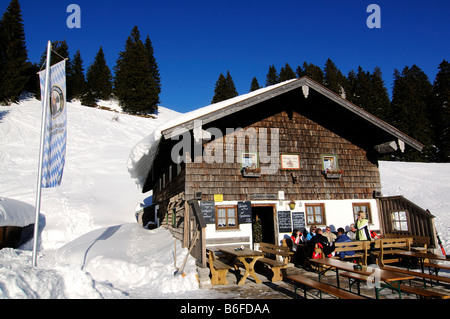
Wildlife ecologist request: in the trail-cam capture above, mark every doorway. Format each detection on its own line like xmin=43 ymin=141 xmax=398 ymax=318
xmin=252 ymin=205 xmax=276 ymax=245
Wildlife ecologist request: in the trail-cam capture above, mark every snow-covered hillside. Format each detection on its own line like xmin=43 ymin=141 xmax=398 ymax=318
xmin=0 ymin=96 xmax=449 ymax=299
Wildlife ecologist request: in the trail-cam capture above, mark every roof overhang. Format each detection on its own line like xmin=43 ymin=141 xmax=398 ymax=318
xmin=161 ymin=77 xmax=423 ymax=152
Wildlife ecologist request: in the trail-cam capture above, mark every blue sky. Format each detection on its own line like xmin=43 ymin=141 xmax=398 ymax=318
xmin=2 ymin=0 xmax=449 ymax=113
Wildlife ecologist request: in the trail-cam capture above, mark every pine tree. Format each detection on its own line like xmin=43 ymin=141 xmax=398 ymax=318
xmin=0 ymin=0 xmax=29 ymax=104
xmin=225 ymin=71 xmax=238 ymax=98
xmin=370 ymin=67 xmax=391 ymax=121
xmin=347 ymin=66 xmax=391 ymax=121
xmin=144 ymin=35 xmax=161 ymax=95
xmin=71 ymin=50 xmax=86 ymax=100
xmin=250 ymin=77 xmax=261 ymax=92
xmin=323 ymin=58 xmax=347 ymax=97
xmin=86 ymin=47 xmax=112 ymax=101
xmin=114 ymin=26 xmax=159 ymax=114
xmin=265 ymin=65 xmax=278 ymax=86
xmin=391 ymin=65 xmax=435 ymax=161
xmin=211 ymin=71 xmax=238 ymax=103
xmin=278 ymin=63 xmax=296 ymax=82
xmin=297 ymin=62 xmax=324 ymax=84
xmin=432 ymin=60 xmax=450 ymax=162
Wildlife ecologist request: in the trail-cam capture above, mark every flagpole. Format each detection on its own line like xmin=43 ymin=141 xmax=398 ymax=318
xmin=32 ymin=41 xmax=51 ymax=267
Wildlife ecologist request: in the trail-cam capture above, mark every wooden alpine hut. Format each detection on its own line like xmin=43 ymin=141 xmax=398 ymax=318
xmin=128 ymin=77 xmax=429 ymax=267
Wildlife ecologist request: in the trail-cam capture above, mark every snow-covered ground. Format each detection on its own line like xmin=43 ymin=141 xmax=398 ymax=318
xmin=0 ymin=96 xmax=449 ymax=299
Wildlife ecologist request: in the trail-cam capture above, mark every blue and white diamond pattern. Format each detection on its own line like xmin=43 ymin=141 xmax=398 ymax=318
xmin=39 ymin=60 xmax=67 ymax=188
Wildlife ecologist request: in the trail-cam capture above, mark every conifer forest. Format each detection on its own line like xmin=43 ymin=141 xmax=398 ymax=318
xmin=1 ymin=0 xmax=449 ymax=162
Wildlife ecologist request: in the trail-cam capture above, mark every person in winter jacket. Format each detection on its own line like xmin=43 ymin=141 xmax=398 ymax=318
xmin=335 ymin=227 xmax=355 ymax=259
xmin=346 ymin=223 xmax=357 ymax=240
xmin=308 ymin=228 xmax=335 ymax=258
xmin=306 ymin=225 xmax=317 ymax=241
xmin=290 ymin=229 xmax=303 ymax=251
xmin=356 ymin=211 xmax=370 ymax=241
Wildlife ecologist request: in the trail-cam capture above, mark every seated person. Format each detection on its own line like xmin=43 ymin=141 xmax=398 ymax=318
xmin=335 ymin=227 xmax=355 ymax=259
xmin=323 ymin=226 xmax=337 ymax=243
xmin=308 ymin=228 xmax=335 ymax=258
xmin=346 ymin=223 xmax=357 ymax=240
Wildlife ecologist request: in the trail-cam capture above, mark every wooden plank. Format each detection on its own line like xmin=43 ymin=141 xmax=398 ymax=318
xmin=288 ymin=274 xmax=367 ymax=299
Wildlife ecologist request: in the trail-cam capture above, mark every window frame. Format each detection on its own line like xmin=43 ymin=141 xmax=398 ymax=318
xmin=215 ymin=205 xmax=239 ymax=230
xmin=352 ymin=202 xmax=373 ymax=224
xmin=305 ymin=203 xmax=326 ymax=226
xmin=391 ymin=210 xmax=409 ymax=232
xmin=321 ymin=154 xmax=339 ymax=171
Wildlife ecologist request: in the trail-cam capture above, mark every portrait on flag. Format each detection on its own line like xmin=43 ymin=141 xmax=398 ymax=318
xmin=38 ymin=60 xmax=67 ymax=187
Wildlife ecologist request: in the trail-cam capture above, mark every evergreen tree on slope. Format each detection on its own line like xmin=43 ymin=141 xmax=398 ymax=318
xmin=265 ymin=65 xmax=278 ymax=86
xmin=250 ymin=77 xmax=261 ymax=92
xmin=279 ymin=63 xmax=296 ymax=82
xmin=323 ymin=58 xmax=347 ymax=98
xmin=86 ymin=47 xmax=112 ymax=101
xmin=0 ymin=0 xmax=29 ymax=104
xmin=391 ymin=65 xmax=434 ymax=161
xmin=71 ymin=50 xmax=86 ymax=100
xmin=432 ymin=60 xmax=450 ymax=162
xmin=114 ymin=26 xmax=159 ymax=114
xmin=211 ymin=71 xmax=238 ymax=104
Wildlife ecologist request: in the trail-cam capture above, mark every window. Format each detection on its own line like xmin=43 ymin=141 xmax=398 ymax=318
xmin=321 ymin=154 xmax=338 ymax=171
xmin=240 ymin=152 xmax=259 ymax=170
xmin=392 ymin=211 xmax=408 ymax=232
xmin=352 ymin=203 xmax=372 ymax=223
xmin=216 ymin=206 xmax=238 ymax=230
xmin=305 ymin=203 xmax=326 ymax=225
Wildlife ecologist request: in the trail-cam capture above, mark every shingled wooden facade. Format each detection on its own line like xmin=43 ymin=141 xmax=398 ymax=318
xmin=136 ymin=77 xmax=425 ymax=266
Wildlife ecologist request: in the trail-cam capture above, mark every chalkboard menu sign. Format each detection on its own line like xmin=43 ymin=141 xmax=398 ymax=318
xmin=292 ymin=211 xmax=306 ymax=232
xmin=199 ymin=201 xmax=215 ymax=224
xmin=237 ymin=201 xmax=252 ymax=224
xmin=277 ymin=211 xmax=292 ymax=233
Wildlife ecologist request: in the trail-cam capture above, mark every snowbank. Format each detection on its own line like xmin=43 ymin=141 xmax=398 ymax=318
xmin=56 ymin=224 xmax=200 ymax=297
xmin=0 ymin=197 xmax=35 ymax=227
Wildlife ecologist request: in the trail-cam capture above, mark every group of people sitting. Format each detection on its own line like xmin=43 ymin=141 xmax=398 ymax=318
xmin=289 ymin=211 xmax=378 ymax=267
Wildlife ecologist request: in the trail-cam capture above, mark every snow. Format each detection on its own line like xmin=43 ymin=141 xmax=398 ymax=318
xmin=0 ymin=97 xmax=219 ymax=299
xmin=0 ymin=197 xmax=35 ymax=227
xmin=0 ymin=95 xmax=449 ymax=299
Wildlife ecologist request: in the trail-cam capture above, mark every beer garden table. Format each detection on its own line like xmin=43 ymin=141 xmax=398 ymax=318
xmin=218 ymin=246 xmax=264 ymax=285
xmin=310 ymin=258 xmax=415 ymax=299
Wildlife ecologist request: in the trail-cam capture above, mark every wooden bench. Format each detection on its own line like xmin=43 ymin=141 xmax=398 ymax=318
xmin=287 ymin=274 xmax=366 ymax=299
xmin=423 ymin=262 xmax=450 ymax=276
xmin=372 ymin=237 xmax=413 ymax=267
xmin=340 ymin=271 xmax=449 ymax=299
xmin=385 ymin=234 xmax=430 ymax=252
xmin=207 ymin=250 xmax=232 ymax=286
xmin=382 ymin=266 xmax=450 ymax=288
xmin=256 ymin=242 xmax=291 ymax=282
xmin=333 ymin=241 xmax=369 ymax=265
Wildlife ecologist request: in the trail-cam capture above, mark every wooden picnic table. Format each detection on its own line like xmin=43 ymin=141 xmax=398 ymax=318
xmin=218 ymin=246 xmax=264 ymax=285
xmin=396 ymin=251 xmax=449 ymax=271
xmin=309 ymin=258 xmax=415 ymax=299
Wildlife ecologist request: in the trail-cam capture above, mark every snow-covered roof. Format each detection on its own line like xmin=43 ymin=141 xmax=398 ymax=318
xmin=126 ymin=79 xmax=297 ymax=189
xmin=127 ymin=77 xmax=424 ymax=190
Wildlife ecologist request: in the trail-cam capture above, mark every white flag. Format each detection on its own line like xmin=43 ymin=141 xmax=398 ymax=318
xmin=38 ymin=60 xmax=67 ymax=187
